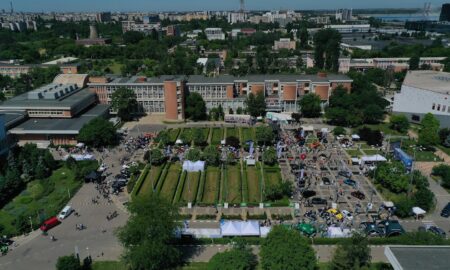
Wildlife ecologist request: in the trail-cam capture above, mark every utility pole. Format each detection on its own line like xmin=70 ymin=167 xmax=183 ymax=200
xmin=408 ymin=148 xmax=416 ymax=198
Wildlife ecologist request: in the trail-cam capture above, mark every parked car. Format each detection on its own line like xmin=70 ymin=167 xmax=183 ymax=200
xmin=327 ymin=208 xmax=344 ymax=220
xmin=311 ymin=197 xmax=327 ymax=205
xmin=40 ymin=217 xmax=61 ymax=232
xmin=344 ymin=179 xmax=357 ymax=188
xmin=378 ymin=220 xmax=405 ymax=237
xmin=440 ymin=202 xmax=450 ymax=218
xmin=58 ymin=205 xmax=73 ymax=220
xmin=338 ymin=170 xmax=352 ymax=178
xmin=322 ymin=177 xmax=331 ymax=185
xmin=428 ymin=226 xmax=447 ymax=238
xmin=302 ymin=190 xmax=317 ymax=199
xmin=360 ymin=222 xmax=383 ymax=237
xmin=351 ymin=191 xmax=366 ymax=200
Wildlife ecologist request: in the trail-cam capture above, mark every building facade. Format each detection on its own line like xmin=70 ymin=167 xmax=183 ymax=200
xmin=274 ymin=38 xmax=296 ymax=51
xmin=393 ymin=71 xmax=450 ymax=127
xmin=338 ymin=57 xmax=446 ymax=73
xmin=88 ymin=74 xmax=352 ymax=120
xmin=205 ymin=28 xmax=225 ymax=40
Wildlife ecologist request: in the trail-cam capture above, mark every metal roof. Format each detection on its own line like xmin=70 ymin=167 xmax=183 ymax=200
xmin=385 ymin=246 xmax=450 ymax=270
xmin=403 ymin=71 xmax=450 ymax=95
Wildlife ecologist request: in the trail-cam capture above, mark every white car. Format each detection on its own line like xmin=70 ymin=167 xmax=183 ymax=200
xmin=58 ymin=205 xmax=73 ymax=220
xmin=341 ymin=210 xmax=353 ymax=221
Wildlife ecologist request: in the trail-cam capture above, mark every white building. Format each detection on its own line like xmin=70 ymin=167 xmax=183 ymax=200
xmin=204 ymin=28 xmax=225 ymax=40
xmin=121 ymin=21 xmax=160 ymax=33
xmin=325 ymin=24 xmax=371 ymax=33
xmin=274 ymin=38 xmax=296 ymax=51
xmin=393 ymin=71 xmax=450 ymax=128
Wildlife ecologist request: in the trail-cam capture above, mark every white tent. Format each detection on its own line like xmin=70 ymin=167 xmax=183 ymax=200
xmin=221 ymin=221 xmax=242 ymax=236
xmin=182 ymin=161 xmax=205 ymax=172
xmin=327 ymin=227 xmax=351 ymax=238
xmin=240 ymin=221 xmax=260 ymax=236
xmin=220 ymin=221 xmax=261 ymax=236
xmin=246 ymin=159 xmax=256 ymax=166
xmin=412 ymin=207 xmax=426 ymax=215
xmin=301 ymin=125 xmax=314 ymax=132
xmin=182 ymin=228 xmax=222 ymax=238
xmin=63 ymin=154 xmax=95 ymax=161
xmin=361 ymin=154 xmax=387 ymax=163
xmin=351 ymin=134 xmax=360 ymax=140
xmin=260 ymin=226 xmax=272 ymax=237
xmin=175 ymin=139 xmax=183 ymax=145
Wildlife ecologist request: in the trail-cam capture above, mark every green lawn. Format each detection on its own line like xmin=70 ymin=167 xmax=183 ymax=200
xmin=224 ymin=165 xmax=242 ymax=204
xmin=180 ymin=128 xmax=193 ymax=144
xmin=181 ymin=172 xmax=201 ymax=203
xmin=106 ymin=61 xmax=124 ymax=75
xmin=92 ymin=261 xmax=127 ymax=270
xmin=137 ymin=166 xmax=162 ymax=197
xmin=159 ymin=163 xmax=182 ymax=201
xmin=346 ymin=149 xmax=363 ymax=157
xmin=363 ymin=149 xmax=383 ymax=156
xmin=264 ymin=168 xmax=282 ymax=188
xmin=211 ymin=128 xmax=223 ymax=145
xmin=246 ymin=164 xmax=262 ymax=203
xmin=438 ymin=145 xmax=450 ymax=156
xmin=0 ymin=165 xmax=95 ymax=236
xmin=202 ymin=167 xmax=220 ymax=204
xmin=226 ymin=127 xmax=238 ymax=138
xmin=168 ymin=129 xmax=180 ymax=144
xmin=241 ymin=127 xmax=255 ymax=143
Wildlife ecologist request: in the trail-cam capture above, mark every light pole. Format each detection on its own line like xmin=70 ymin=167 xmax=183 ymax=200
xmin=29 ymin=216 xmax=33 ymax=232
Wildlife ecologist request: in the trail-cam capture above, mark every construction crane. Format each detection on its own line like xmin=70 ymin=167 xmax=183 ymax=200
xmin=423 ymin=2 xmax=432 ymax=20
xmin=240 ymin=0 xmax=245 ymax=13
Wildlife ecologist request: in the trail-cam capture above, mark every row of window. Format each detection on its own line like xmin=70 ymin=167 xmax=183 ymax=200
xmin=432 ymin=103 xmax=450 ymax=113
xmin=28 ymin=110 xmax=64 ymax=116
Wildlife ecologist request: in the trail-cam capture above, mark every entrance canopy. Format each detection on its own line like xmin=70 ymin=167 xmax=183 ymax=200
xmin=220 ymin=221 xmax=260 ymax=236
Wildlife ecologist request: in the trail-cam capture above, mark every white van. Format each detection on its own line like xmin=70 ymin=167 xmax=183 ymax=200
xmin=58 ymin=205 xmax=73 ymax=220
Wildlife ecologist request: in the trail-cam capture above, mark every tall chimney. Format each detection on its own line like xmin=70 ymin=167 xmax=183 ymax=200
xmin=89 ymin=25 xmax=98 ymax=39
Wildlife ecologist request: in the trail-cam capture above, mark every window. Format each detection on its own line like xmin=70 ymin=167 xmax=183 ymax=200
xmin=437 ymin=104 xmax=441 ymax=111
xmin=443 ymin=105 xmax=447 ymax=112
xmin=432 ymin=103 xmax=436 ymax=110
xmin=412 ymin=115 xmax=420 ymax=121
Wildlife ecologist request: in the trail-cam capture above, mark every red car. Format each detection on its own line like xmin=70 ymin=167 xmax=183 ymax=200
xmin=40 ymin=217 xmax=61 ymax=232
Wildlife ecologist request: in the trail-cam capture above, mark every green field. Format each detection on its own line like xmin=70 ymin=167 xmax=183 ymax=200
xmin=168 ymin=129 xmax=180 ymax=144
xmin=264 ymin=167 xmax=282 ymax=187
xmin=223 ymin=164 xmax=242 ymax=204
xmin=211 ymin=128 xmax=223 ymax=145
xmin=137 ymin=166 xmax=162 ymax=196
xmin=159 ymin=163 xmax=182 ymax=201
xmin=226 ymin=127 xmax=238 ymax=138
xmin=181 ymin=172 xmax=201 ymax=202
xmin=202 ymin=167 xmax=221 ymax=204
xmin=246 ymin=164 xmax=262 ymax=203
xmin=346 ymin=149 xmax=363 ymax=157
xmin=241 ymin=127 xmax=255 ymax=143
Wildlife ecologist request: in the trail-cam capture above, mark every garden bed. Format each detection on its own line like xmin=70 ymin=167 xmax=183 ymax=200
xmin=159 ymin=163 xmax=182 ymax=201
xmin=223 ymin=164 xmax=242 ymax=204
xmin=211 ymin=128 xmax=223 ymax=145
xmin=246 ymin=164 xmax=262 ymax=203
xmin=202 ymin=166 xmax=221 ymax=204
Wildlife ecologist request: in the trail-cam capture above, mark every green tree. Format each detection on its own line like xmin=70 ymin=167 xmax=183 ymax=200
xmin=438 ymin=128 xmax=450 ymax=146
xmin=373 ymin=161 xmax=409 ymax=193
xmin=0 ymin=91 xmax=5 ymax=101
xmin=314 ymin=29 xmax=341 ymax=71
xmin=207 ymin=242 xmax=257 ymax=270
xmin=413 ymin=188 xmax=435 ymax=211
xmin=333 ymin=126 xmax=346 ymax=136
xmin=56 ymin=255 xmax=81 ymax=270
xmin=202 ymin=145 xmax=220 ymax=166
xmin=111 ymin=87 xmax=138 ymax=121
xmin=363 ymin=104 xmax=384 ymax=124
xmin=255 ymin=126 xmax=274 ymax=146
xmin=245 ymin=92 xmax=266 ymax=117
xmin=78 ymin=118 xmax=117 ymax=147
xmin=185 ymin=147 xmax=202 ymax=162
xmin=155 ymin=130 xmax=170 ymax=145
xmin=298 ymin=27 xmax=309 ymax=48
xmin=260 ymin=226 xmax=316 ymax=270
xmin=262 ymin=147 xmax=277 ymax=165
xmin=116 ymin=194 xmax=181 ymax=270
xmin=330 ymin=233 xmax=371 ymax=270
xmin=185 ymin=92 xmax=207 ymax=121
xmin=146 ymin=149 xmax=165 ymax=165
xmin=299 ymin=93 xmax=321 ymax=118
xmin=192 ymin=128 xmax=207 ymax=146
xmin=123 ymin=31 xmax=145 ymax=44
xmin=418 ymin=113 xmax=440 ymax=148
xmin=291 ymin=113 xmax=301 ymax=123
xmin=409 ymin=55 xmax=420 ymax=70
xmin=390 ymin=114 xmax=410 ymax=133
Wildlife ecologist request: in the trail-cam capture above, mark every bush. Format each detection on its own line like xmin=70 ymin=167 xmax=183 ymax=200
xmin=358 ymin=127 xmax=383 ymax=146
xmin=393 ymin=195 xmax=414 ymax=218
xmin=333 ymin=127 xmax=346 ymax=136
xmin=432 ymin=164 xmax=450 ymax=189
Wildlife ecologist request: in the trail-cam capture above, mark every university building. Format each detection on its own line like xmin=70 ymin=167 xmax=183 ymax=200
xmin=88 ymin=73 xmax=352 ymax=121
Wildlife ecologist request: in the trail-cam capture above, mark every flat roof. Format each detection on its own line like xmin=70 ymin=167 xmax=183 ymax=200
xmin=385 ymin=246 xmax=450 ymax=270
xmin=0 ymin=88 xmax=95 ymax=110
xmin=9 ymin=104 xmax=110 ymax=135
xmin=0 ymin=111 xmax=27 ymax=128
xmin=403 ymin=71 xmax=450 ymax=95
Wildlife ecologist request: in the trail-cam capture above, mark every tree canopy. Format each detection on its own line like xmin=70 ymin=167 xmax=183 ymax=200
xmin=185 ymin=92 xmax=207 ymax=121
xmin=207 ymin=242 xmax=257 ymax=270
xmin=313 ymin=29 xmax=341 ymax=71
xmin=145 ymin=149 xmax=165 ymax=165
xmin=56 ymin=255 xmax=81 ymax=270
xmin=77 ymin=118 xmax=117 ymax=147
xmin=418 ymin=113 xmax=440 ymax=148
xmin=330 ymin=233 xmax=371 ymax=270
xmin=111 ymin=87 xmax=138 ymax=121
xmin=202 ymin=145 xmax=220 ymax=166
xmin=262 ymin=147 xmax=277 ymax=165
xmin=255 ymin=126 xmax=274 ymax=146
xmin=299 ymin=93 xmax=321 ymax=118
xmin=245 ymin=92 xmax=266 ymax=117
xmin=390 ymin=114 xmax=410 ymax=134
xmin=260 ymin=226 xmax=316 ymax=270
xmin=116 ymin=194 xmax=181 ymax=270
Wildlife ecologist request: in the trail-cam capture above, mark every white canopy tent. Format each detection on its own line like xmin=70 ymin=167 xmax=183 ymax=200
xmin=412 ymin=207 xmax=426 ymax=216
xmin=220 ymin=221 xmax=260 ymax=236
xmin=361 ymin=154 xmax=387 ymax=163
xmin=182 ymin=161 xmax=205 ymax=172
xmin=63 ymin=154 xmax=95 ymax=161
xmin=182 ymin=228 xmax=222 ymax=238
xmin=351 ymin=134 xmax=360 ymax=140
xmin=327 ymin=227 xmax=352 ymax=238
xmin=175 ymin=139 xmax=183 ymax=145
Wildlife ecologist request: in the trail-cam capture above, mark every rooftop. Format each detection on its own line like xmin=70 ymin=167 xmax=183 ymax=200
xmin=9 ymin=104 xmax=110 ymax=135
xmin=402 ymin=71 xmax=450 ymax=95
xmin=385 ymin=246 xmax=450 ymax=270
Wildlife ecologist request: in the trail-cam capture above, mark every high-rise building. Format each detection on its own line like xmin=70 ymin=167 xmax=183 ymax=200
xmin=440 ymin=3 xmax=450 ymax=22
xmin=96 ymin=12 xmax=111 ymax=23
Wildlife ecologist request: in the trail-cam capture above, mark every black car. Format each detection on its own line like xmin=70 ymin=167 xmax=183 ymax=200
xmin=441 ymin=203 xmax=450 ymax=218
xmin=322 ymin=177 xmax=331 ymax=185
xmin=428 ymin=226 xmax=447 ymax=238
xmin=351 ymin=191 xmax=366 ymax=200
xmin=311 ymin=197 xmax=327 ymax=205
xmin=338 ymin=171 xmax=352 ymax=178
xmin=302 ymin=190 xmax=317 ymax=199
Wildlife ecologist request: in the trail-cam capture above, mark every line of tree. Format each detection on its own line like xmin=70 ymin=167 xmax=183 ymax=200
xmin=313 ymin=29 xmax=341 ymax=72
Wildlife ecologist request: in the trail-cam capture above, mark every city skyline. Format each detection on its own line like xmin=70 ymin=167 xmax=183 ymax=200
xmin=3 ymin=0 xmax=449 ymax=12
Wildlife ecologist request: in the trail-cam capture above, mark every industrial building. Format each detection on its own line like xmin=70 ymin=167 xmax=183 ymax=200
xmin=393 ymin=71 xmax=450 ymax=128
xmin=88 ymin=73 xmax=352 ymax=121
xmin=0 ymin=74 xmax=109 ymax=147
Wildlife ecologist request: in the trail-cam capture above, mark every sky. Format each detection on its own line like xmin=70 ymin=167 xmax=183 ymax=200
xmin=3 ymin=0 xmax=449 ymax=12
